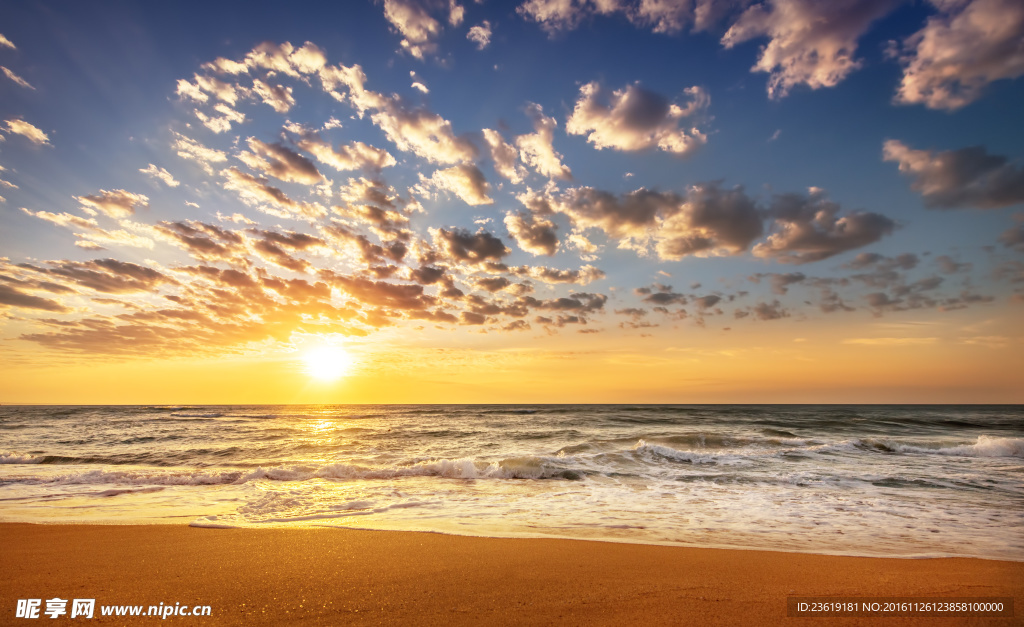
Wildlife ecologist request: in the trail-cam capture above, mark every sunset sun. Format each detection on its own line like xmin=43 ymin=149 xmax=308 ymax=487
xmin=301 ymin=346 xmax=353 ymax=381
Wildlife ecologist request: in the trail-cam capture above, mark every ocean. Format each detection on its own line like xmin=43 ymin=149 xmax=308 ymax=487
xmin=1 ymin=405 xmax=1021 ymax=560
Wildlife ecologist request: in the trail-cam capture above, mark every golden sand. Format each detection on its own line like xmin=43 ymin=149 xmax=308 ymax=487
xmin=2 ymin=524 xmax=1020 ymax=625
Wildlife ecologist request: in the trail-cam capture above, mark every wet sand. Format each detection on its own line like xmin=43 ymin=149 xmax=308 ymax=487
xmin=1 ymin=523 xmax=1020 ymax=625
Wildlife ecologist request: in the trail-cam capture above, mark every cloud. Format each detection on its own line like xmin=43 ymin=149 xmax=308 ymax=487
xmin=222 ymin=167 xmax=327 ymax=219
xmin=546 ymin=183 xmax=764 ymax=260
xmin=0 ymin=283 xmax=72 ymax=313
xmin=423 ymin=164 xmax=494 ymax=205
xmin=433 ymin=227 xmax=511 ymax=264
xmin=4 ymin=119 xmax=50 ymax=145
xmin=289 ymin=124 xmax=397 ymax=172
xmin=468 ymin=21 xmax=493 ymax=49
xmin=139 ymin=164 xmax=180 ymax=188
xmin=381 ymin=0 xmax=462 ymax=60
xmin=721 ymin=0 xmax=900 ymax=99
xmin=40 ymin=259 xmax=177 ymax=294
xmin=517 ymin=0 xmax=623 ymax=34
xmin=518 ymin=0 xmax=744 ymax=35
xmin=194 ymin=103 xmax=245 ymax=133
xmin=173 ymin=133 xmax=228 ymax=175
xmin=482 ymin=129 xmax=526 ymax=183
xmin=318 ymin=60 xmax=477 ymax=165
xmin=22 ymin=208 xmax=100 ymax=232
xmin=2 ymin=66 xmax=34 ymax=90
xmin=74 ymin=189 xmax=150 ymax=219
xmin=1000 ymin=221 xmax=1024 ymax=252
xmin=154 ymin=221 xmax=247 ymax=262
xmin=749 ymin=271 xmax=806 ymax=294
xmin=511 ymin=264 xmax=605 ymax=285
xmin=843 ymin=337 xmax=938 ymax=346
xmin=250 ymin=78 xmax=296 ymax=113
xmin=883 ymin=140 xmax=1024 ymax=209
xmin=505 ymin=212 xmax=559 ymax=255
xmin=372 ymin=97 xmax=478 ymax=165
xmin=566 ymin=81 xmax=709 ymax=155
xmin=237 ymin=138 xmax=324 ymax=185
xmin=655 ymin=183 xmax=764 ymax=259
xmin=0 ymin=34 xmax=14 ymax=50
xmin=516 ymin=103 xmax=572 ymax=180
xmin=753 ymin=189 xmax=896 ymax=264
xmin=248 ymin=229 xmax=327 ymax=272
xmin=894 ymin=0 xmax=1024 ymax=110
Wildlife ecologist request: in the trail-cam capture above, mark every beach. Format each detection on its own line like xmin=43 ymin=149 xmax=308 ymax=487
xmin=2 ymin=523 xmax=1021 ymax=626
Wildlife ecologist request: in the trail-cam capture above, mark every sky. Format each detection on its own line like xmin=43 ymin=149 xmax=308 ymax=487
xmin=0 ymin=0 xmax=1022 ymax=404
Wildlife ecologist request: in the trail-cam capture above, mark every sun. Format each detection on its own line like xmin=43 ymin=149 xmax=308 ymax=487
xmin=301 ymin=346 xmax=353 ymax=381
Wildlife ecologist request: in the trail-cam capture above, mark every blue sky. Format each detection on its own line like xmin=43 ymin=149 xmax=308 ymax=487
xmin=0 ymin=0 xmax=1022 ymax=402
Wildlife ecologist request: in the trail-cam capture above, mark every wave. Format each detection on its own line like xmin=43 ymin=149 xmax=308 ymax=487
xmin=881 ymin=436 xmax=1024 ymax=459
xmin=0 ymin=452 xmax=43 ymax=464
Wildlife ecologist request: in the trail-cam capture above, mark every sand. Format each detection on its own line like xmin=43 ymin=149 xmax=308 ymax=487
xmin=1 ymin=523 xmax=1020 ymax=625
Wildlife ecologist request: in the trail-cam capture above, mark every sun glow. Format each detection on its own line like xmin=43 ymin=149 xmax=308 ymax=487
xmin=302 ymin=346 xmax=353 ymax=381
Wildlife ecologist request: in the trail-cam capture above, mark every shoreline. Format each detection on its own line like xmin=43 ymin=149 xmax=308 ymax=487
xmin=3 ymin=523 xmax=1021 ymax=625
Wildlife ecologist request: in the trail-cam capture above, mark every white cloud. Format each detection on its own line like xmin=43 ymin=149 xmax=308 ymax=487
xmin=2 ymin=66 xmax=34 ymax=90
xmin=251 ymin=78 xmax=295 ymax=113
xmin=721 ymin=0 xmax=900 ymax=99
xmin=139 ymin=164 xmax=180 ymax=188
xmin=516 ymin=103 xmax=572 ymax=180
xmin=194 ymin=103 xmax=245 ymax=133
xmin=0 ymin=34 xmax=15 ymax=50
xmin=423 ymin=164 xmax=494 ymax=205
xmin=74 ymin=189 xmax=150 ymax=219
xmin=467 ymin=21 xmax=493 ymax=49
xmin=382 ymin=0 xmax=445 ymax=60
xmin=894 ymin=0 xmax=1024 ymax=110
xmin=4 ymin=119 xmax=50 ymax=145
xmin=483 ymin=128 xmax=526 ymax=183
xmin=566 ymin=81 xmax=709 ymax=155
xmin=172 ymin=133 xmax=228 ymax=175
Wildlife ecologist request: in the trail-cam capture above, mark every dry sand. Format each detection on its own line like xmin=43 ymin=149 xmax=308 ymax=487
xmin=1 ymin=523 xmax=1020 ymax=625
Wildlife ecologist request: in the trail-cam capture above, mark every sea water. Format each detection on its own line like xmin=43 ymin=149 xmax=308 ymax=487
xmin=1 ymin=405 xmax=1021 ymax=559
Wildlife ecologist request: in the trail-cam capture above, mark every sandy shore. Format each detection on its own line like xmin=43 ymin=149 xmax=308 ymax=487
xmin=1 ymin=524 xmax=1020 ymax=626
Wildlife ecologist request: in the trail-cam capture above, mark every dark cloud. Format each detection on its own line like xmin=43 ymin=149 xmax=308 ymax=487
xmin=884 ymin=140 xmax=1024 ymax=209
xmin=0 ymin=284 xmax=71 ymax=312
xmin=237 ymin=138 xmax=323 ymax=185
xmin=433 ymin=228 xmax=510 ymax=264
xmin=39 ymin=259 xmax=177 ymax=294
xmin=504 ymin=212 xmax=559 ymax=256
xmin=754 ymin=190 xmax=896 ymax=264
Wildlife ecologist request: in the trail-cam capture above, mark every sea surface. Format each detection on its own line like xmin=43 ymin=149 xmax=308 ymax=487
xmin=1 ymin=405 xmax=1022 ymax=559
